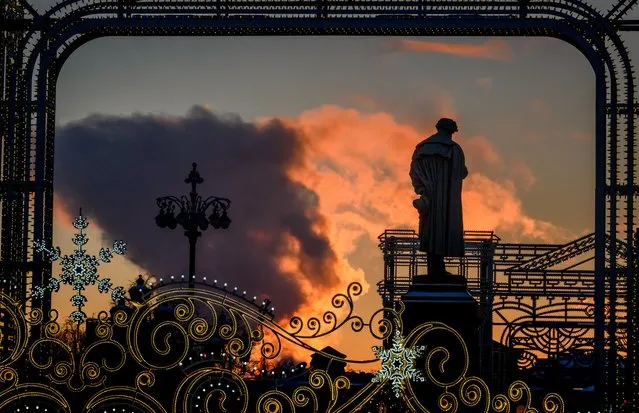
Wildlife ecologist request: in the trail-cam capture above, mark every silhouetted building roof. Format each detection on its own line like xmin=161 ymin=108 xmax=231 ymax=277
xmin=310 ymin=346 xmax=347 ymax=378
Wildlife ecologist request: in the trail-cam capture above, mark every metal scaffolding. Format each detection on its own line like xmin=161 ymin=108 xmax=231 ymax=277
xmin=377 ymin=229 xmax=635 ymax=392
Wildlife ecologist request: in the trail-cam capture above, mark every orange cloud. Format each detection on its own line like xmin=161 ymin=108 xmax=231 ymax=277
xmin=278 ymin=103 xmax=572 ymax=248
xmin=265 ymin=105 xmax=574 ymax=362
xmin=459 ymin=135 xmax=504 ymax=169
xmin=281 ymin=105 xmax=569 ymax=240
xmin=388 ymin=39 xmax=514 ymax=62
xmin=509 ymin=160 xmax=537 ymax=192
xmin=463 ymin=174 xmax=571 ymax=242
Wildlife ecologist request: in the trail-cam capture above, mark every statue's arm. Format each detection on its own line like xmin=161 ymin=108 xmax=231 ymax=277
xmin=458 ymin=146 xmax=469 ymax=179
xmin=410 ymin=159 xmax=426 ymax=195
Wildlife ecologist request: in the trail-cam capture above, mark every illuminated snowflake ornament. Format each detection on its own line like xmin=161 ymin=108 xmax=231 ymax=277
xmin=372 ymin=329 xmax=426 ymax=398
xmin=32 ymin=209 xmax=127 ymax=323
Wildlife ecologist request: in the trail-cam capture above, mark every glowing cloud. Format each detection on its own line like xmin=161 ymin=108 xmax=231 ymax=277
xmin=509 ymin=160 xmax=537 ymax=191
xmin=276 ymin=104 xmax=573 ymax=249
xmin=387 ymin=39 xmax=514 ymax=62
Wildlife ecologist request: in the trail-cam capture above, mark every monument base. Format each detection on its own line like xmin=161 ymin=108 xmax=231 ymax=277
xmin=400 ymin=273 xmax=480 ymax=375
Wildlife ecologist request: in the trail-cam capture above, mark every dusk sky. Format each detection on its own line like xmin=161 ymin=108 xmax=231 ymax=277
xmin=29 ymin=0 xmax=639 ymax=365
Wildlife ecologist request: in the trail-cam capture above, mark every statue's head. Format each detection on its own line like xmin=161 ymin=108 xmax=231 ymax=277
xmin=435 ymin=118 xmax=458 ymax=133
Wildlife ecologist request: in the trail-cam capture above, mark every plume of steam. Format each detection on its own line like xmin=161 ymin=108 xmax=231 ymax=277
xmin=54 ymin=106 xmax=343 ymax=316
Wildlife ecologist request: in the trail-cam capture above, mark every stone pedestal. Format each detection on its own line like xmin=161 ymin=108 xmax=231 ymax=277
xmin=400 ymin=273 xmax=481 ymax=376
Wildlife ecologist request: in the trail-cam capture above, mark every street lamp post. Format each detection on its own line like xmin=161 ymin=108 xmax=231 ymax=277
xmin=155 ymin=163 xmax=231 ymax=290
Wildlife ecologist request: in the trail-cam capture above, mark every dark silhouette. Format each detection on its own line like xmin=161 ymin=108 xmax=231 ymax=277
xmin=409 ymin=118 xmax=468 ymax=277
xmin=310 ymin=346 xmax=346 ymax=378
xmin=128 ymin=274 xmax=151 ymax=303
xmin=155 ymin=162 xmax=231 ymax=289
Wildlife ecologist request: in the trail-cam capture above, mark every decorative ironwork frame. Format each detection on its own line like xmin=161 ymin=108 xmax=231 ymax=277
xmin=1 ymin=0 xmax=639 ymax=411
xmin=0 ymin=276 xmax=565 ymax=412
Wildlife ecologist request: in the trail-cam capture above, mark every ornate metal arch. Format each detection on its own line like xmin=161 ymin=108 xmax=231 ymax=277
xmin=2 ymin=0 xmax=638 ymax=411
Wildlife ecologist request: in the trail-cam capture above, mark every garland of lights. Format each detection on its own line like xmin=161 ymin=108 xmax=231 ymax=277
xmin=0 ymin=287 xmax=566 ymax=412
xmin=0 ymin=212 xmax=567 ymax=412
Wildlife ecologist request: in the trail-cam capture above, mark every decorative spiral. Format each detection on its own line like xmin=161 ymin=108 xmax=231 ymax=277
xmin=307 ymin=369 xmax=351 ymax=412
xmin=346 ymin=282 xmax=363 ymax=298
xmin=459 ymin=377 xmax=487 ymax=408
xmin=227 ymin=336 xmax=252 ymax=359
xmin=0 ymin=367 xmax=18 ymax=384
xmin=28 ymin=308 xmax=44 ymax=325
xmin=508 ymin=381 xmax=532 ymax=406
xmin=174 ymin=367 xmax=249 ymax=413
xmin=334 ymin=376 xmax=350 ymax=391
xmin=308 ymin=369 xmax=327 ymax=389
xmin=188 ymin=317 xmax=214 ymax=340
xmin=259 ymin=335 xmax=282 ymax=360
xmin=151 ymin=321 xmax=188 ymax=362
xmin=257 ymin=393 xmax=291 ymax=413
xmin=493 ymin=394 xmax=511 ymax=412
xmin=94 ymin=321 xmax=112 ymax=339
xmin=251 ymin=327 xmax=265 ymax=341
xmin=349 ymin=316 xmax=364 ymax=332
xmin=82 ymin=362 xmax=99 ymax=380
xmin=292 ymin=386 xmax=318 ymax=410
xmin=438 ymin=392 xmax=458 ymax=412
xmin=323 ymin=310 xmax=337 ymax=327
xmin=286 ymin=282 xmax=363 ymax=339
xmin=136 ymin=371 xmax=156 ymax=388
xmin=53 ymin=361 xmax=73 ymax=382
xmin=212 ymin=390 xmax=228 ymax=412
xmin=404 ymin=323 xmax=469 ymax=388
xmin=400 ymin=322 xmax=564 ymax=413
xmin=367 ymin=308 xmax=396 ymax=340
xmin=112 ymin=309 xmax=130 ymax=326
xmin=219 ymin=322 xmax=237 ymax=339
xmin=543 ymin=393 xmax=565 ymax=413
xmin=44 ymin=319 xmax=61 ymax=336
xmin=288 ymin=316 xmax=305 ymax=335
xmin=78 ymin=339 xmax=126 ymax=387
xmin=174 ymin=301 xmax=195 ymax=321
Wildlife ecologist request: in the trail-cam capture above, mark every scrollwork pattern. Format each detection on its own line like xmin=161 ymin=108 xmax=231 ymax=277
xmin=402 ymin=322 xmax=565 ymax=413
xmin=0 ymin=282 xmax=564 ymax=412
xmin=287 ymin=282 xmax=364 ymax=339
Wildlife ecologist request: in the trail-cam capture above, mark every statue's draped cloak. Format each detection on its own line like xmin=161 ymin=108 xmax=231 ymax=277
xmin=410 ymin=132 xmax=468 ymax=257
